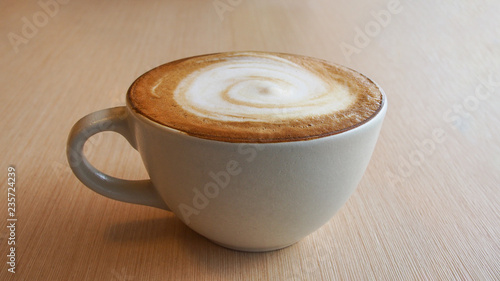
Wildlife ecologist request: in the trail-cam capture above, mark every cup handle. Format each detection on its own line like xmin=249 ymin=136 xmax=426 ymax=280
xmin=66 ymin=106 xmax=170 ymax=211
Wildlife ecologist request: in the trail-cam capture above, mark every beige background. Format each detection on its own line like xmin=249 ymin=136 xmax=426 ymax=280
xmin=1 ymin=0 xmax=499 ymax=280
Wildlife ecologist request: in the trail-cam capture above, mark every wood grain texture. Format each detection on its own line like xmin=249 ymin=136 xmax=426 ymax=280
xmin=1 ymin=0 xmax=499 ymax=280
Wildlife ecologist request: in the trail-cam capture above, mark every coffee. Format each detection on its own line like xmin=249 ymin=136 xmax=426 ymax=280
xmin=128 ymin=51 xmax=383 ymax=142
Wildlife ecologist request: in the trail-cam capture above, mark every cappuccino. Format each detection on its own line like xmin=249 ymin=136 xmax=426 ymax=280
xmin=128 ymin=51 xmax=383 ymax=142
xmin=69 ymin=51 xmax=387 ymax=251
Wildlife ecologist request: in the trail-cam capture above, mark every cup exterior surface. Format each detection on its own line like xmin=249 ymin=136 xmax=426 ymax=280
xmin=126 ymin=93 xmax=387 ymax=252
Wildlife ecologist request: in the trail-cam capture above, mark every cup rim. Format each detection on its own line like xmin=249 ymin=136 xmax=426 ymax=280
xmin=125 ymin=60 xmax=387 ymax=144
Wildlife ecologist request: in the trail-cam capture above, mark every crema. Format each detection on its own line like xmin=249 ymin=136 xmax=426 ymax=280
xmin=128 ymin=51 xmax=383 ymax=142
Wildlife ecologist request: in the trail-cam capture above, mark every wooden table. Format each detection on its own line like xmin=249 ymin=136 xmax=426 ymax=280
xmin=1 ymin=0 xmax=499 ymax=280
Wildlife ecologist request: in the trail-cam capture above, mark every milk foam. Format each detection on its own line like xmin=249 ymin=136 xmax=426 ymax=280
xmin=161 ymin=53 xmax=355 ymax=122
xmin=129 ymin=51 xmax=383 ymax=142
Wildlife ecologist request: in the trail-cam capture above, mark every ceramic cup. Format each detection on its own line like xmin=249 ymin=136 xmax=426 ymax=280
xmin=67 ymin=79 xmax=386 ymax=252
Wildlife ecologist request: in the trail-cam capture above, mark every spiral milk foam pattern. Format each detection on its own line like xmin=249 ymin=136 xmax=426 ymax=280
xmin=128 ymin=52 xmax=383 ymax=142
xmin=172 ymin=54 xmax=354 ymax=122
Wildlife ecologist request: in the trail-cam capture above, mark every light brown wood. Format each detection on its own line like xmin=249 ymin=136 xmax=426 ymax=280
xmin=1 ymin=0 xmax=499 ymax=280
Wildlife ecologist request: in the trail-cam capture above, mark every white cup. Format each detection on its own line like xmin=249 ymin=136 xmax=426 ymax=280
xmin=67 ymin=80 xmax=387 ymax=252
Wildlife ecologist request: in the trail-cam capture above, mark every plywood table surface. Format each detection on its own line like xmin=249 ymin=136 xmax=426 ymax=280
xmin=1 ymin=0 xmax=499 ymax=280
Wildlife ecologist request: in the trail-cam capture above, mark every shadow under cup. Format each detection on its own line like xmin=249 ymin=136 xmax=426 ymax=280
xmin=67 ymin=89 xmax=387 ymax=252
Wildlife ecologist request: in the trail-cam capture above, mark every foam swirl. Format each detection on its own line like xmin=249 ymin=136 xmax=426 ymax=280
xmin=128 ymin=52 xmax=383 ymax=142
xmin=168 ymin=53 xmax=355 ymax=122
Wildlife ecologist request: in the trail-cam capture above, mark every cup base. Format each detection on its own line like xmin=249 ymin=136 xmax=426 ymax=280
xmin=209 ymin=239 xmax=298 ymax=252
